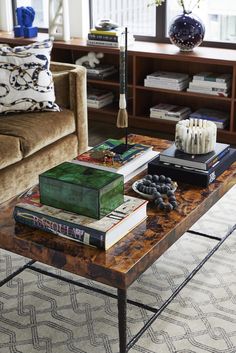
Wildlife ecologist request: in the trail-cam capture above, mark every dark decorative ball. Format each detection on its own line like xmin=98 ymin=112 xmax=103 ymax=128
xmin=168 ymin=12 xmax=205 ymax=52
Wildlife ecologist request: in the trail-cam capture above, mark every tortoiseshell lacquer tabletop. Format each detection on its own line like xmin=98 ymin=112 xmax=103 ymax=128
xmin=0 ymin=135 xmax=235 ymax=290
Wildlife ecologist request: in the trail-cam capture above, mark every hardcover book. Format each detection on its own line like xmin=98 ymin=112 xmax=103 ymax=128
xmin=87 ymin=87 xmax=114 ymax=100
xmin=84 ymin=64 xmax=115 ymax=74
xmin=39 ymin=162 xmax=124 ymax=219
xmin=146 ymin=71 xmax=189 ymax=82
xmin=73 ymin=139 xmax=159 ymax=182
xmin=14 ymin=189 xmax=148 ymax=250
xmin=192 ymin=72 xmax=232 ymax=83
xmin=159 ymin=142 xmax=230 ymax=170
xmin=148 ymin=148 xmax=236 ymax=187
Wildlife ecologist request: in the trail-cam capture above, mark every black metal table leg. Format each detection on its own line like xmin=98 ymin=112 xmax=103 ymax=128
xmin=118 ymin=288 xmax=127 ymax=353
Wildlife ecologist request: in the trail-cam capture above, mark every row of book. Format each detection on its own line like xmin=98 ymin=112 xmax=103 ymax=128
xmin=148 ymin=142 xmax=236 ymax=187
xmin=149 ymin=104 xmax=229 ymax=129
xmin=14 ymin=139 xmax=158 ymax=250
xmin=87 ymin=27 xmax=135 ymax=48
xmin=144 ymin=71 xmax=232 ymax=97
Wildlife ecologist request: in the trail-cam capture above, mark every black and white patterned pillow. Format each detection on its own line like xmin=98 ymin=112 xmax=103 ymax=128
xmin=0 ymin=39 xmax=60 ymax=114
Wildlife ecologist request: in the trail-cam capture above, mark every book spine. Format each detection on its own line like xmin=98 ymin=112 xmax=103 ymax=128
xmin=86 ymin=66 xmax=114 ymax=74
xmin=14 ymin=206 xmax=106 ymax=249
xmin=187 ymin=88 xmax=229 ymax=97
xmin=90 ymin=29 xmax=121 ymax=36
xmin=87 ymin=40 xmax=119 ymax=47
xmin=88 ymin=33 xmax=118 ymax=42
xmin=206 ymin=147 xmax=230 ymax=169
xmin=193 ymin=75 xmax=230 ymax=83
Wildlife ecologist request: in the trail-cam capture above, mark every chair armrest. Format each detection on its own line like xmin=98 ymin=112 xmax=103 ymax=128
xmin=51 ymin=62 xmax=88 ymax=155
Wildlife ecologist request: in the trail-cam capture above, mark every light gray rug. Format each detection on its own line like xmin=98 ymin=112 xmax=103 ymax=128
xmin=0 ymin=186 xmax=236 ymax=353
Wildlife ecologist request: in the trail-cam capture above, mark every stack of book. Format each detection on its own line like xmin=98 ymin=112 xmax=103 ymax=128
xmin=148 ymin=142 xmax=236 ymax=187
xmin=187 ymin=72 xmax=232 ymax=97
xmin=144 ymin=71 xmax=190 ymax=91
xmin=87 ymin=27 xmax=135 ymax=48
xmin=189 ymin=108 xmax=229 ymax=129
xmin=14 ymin=187 xmax=148 ymax=251
xmin=84 ymin=63 xmax=117 ymax=80
xmin=72 ymin=138 xmax=159 ymax=183
xmin=87 ymin=87 xmax=114 ymax=109
xmin=150 ymin=103 xmax=191 ymax=121
xmin=14 ymin=147 xmax=156 ymax=250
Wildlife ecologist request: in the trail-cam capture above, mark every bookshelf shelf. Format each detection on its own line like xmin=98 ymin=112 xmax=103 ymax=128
xmin=1 ymin=31 xmax=235 ymax=144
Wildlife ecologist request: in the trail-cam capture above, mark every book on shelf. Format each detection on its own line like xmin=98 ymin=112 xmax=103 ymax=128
xmin=144 ymin=79 xmax=189 ymax=91
xmin=187 ymin=87 xmax=229 ymax=97
xmin=88 ymin=33 xmax=120 ymax=42
xmin=72 ymin=138 xmax=159 ymax=182
xmin=90 ymin=27 xmax=125 ymax=36
xmin=159 ymin=142 xmax=230 ymax=170
xmin=189 ymin=83 xmax=229 ymax=93
xmin=87 ymin=69 xmax=117 ymax=80
xmin=87 ymin=96 xmax=114 ymax=109
xmin=14 ymin=189 xmax=148 ymax=250
xmin=192 ymin=72 xmax=232 ymax=83
xmin=150 ymin=104 xmax=191 ymax=120
xmin=189 ymin=108 xmax=229 ymax=129
xmin=146 ymin=71 xmax=190 ymax=83
xmin=190 ymin=79 xmax=231 ymax=89
xmin=150 ymin=112 xmax=189 ymax=121
xmin=87 ymin=87 xmax=114 ymax=100
xmin=83 ymin=64 xmax=115 ymax=74
xmin=87 ymin=39 xmax=120 ymax=48
xmin=148 ymin=148 xmax=236 ymax=187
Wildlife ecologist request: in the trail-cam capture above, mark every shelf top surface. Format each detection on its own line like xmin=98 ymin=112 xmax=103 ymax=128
xmin=1 ymin=31 xmax=236 ymax=64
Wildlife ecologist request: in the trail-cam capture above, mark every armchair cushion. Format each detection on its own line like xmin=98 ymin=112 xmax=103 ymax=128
xmin=0 ymin=40 xmax=59 ymax=114
xmin=0 ymin=134 xmax=22 ymax=169
xmin=0 ymin=109 xmax=75 ymax=159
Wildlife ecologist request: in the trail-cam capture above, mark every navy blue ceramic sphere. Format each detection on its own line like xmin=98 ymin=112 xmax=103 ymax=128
xmin=168 ymin=12 xmax=205 ymax=51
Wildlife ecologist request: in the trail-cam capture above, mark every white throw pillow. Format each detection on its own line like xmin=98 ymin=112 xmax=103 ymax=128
xmin=0 ymin=39 xmax=59 ymax=114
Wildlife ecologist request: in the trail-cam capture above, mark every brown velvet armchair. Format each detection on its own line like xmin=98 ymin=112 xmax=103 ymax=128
xmin=0 ymin=62 xmax=88 ymax=204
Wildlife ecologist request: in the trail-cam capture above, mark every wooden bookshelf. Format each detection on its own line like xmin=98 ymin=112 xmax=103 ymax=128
xmin=1 ymin=31 xmax=236 ymax=144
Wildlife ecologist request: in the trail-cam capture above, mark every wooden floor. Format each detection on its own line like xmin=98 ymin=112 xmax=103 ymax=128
xmin=88 ymin=120 xmax=172 ymax=146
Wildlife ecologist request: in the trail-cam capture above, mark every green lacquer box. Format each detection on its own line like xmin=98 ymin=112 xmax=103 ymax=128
xmin=39 ymin=162 xmax=124 ymax=219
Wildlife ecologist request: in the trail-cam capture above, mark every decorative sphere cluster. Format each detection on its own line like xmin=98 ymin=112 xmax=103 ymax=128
xmin=137 ymin=174 xmax=178 ymax=212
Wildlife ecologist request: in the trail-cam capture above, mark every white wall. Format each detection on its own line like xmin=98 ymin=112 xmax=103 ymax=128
xmin=0 ymin=0 xmax=89 ymax=38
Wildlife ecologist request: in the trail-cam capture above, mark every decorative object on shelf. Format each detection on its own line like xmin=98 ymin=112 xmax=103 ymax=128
xmin=132 ymin=174 xmax=178 ymax=212
xmin=49 ymin=0 xmax=70 ymax=41
xmin=95 ymin=19 xmax=119 ymax=31
xmin=153 ymin=0 xmax=205 ymax=51
xmin=14 ymin=6 xmax=38 ymax=38
xmin=75 ymin=52 xmax=104 ymax=68
xmin=175 ymin=118 xmax=217 ymax=154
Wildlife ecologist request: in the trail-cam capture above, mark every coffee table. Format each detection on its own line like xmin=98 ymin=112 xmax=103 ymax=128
xmin=0 ymin=135 xmax=236 ymax=353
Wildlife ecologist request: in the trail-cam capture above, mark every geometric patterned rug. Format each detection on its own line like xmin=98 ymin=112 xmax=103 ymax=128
xmin=0 ymin=186 xmax=236 ymax=353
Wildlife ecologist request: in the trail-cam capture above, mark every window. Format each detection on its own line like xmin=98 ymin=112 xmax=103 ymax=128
xmin=90 ymin=0 xmax=236 ymax=47
xmin=13 ymin=0 xmax=48 ymax=29
xmin=90 ymin=0 xmax=156 ymax=37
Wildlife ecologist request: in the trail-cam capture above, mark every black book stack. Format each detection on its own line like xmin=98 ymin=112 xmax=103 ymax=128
xmin=148 ymin=143 xmax=236 ymax=187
